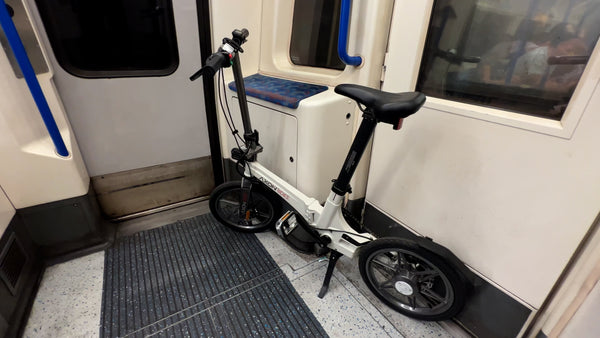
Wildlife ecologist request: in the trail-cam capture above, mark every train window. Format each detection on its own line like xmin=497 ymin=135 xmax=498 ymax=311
xmin=417 ymin=0 xmax=600 ymax=120
xmin=289 ymin=0 xmax=345 ymax=70
xmin=35 ymin=0 xmax=179 ymax=78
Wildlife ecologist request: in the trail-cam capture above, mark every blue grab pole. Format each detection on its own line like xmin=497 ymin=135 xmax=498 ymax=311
xmin=338 ymin=0 xmax=362 ymax=66
xmin=0 ymin=1 xmax=69 ymax=156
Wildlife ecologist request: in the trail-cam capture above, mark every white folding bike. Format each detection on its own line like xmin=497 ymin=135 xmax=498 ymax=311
xmin=191 ymin=29 xmax=469 ymax=321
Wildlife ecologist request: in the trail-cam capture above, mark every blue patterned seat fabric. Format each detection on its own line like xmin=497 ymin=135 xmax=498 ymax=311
xmin=228 ymin=73 xmax=328 ymax=109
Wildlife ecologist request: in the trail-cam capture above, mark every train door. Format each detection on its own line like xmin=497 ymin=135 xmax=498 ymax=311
xmin=367 ymin=0 xmax=600 ymax=337
xmin=24 ymin=0 xmax=216 ymax=218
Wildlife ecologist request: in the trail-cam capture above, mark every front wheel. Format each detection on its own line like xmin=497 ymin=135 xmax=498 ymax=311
xmin=358 ymin=238 xmax=466 ymax=321
xmin=209 ymin=180 xmax=279 ymax=233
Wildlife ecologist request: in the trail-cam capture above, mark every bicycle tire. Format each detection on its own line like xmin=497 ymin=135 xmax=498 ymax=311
xmin=358 ymin=237 xmax=466 ymax=321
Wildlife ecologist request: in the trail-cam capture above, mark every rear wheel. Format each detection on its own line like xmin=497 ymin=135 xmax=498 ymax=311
xmin=209 ymin=180 xmax=278 ymax=233
xmin=358 ymin=238 xmax=466 ymax=321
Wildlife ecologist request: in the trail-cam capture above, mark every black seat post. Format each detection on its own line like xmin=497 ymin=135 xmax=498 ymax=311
xmin=331 ymin=112 xmax=378 ymax=196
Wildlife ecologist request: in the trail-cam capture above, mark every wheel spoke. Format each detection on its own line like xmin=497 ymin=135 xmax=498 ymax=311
xmin=378 ymin=279 xmax=396 ymax=289
xmin=407 ymin=295 xmax=416 ymax=309
xmin=219 ymin=199 xmax=240 ymax=206
xmin=420 ymin=288 xmax=446 ymax=305
xmin=414 ymin=269 xmax=440 ymax=279
xmin=219 ymin=204 xmax=237 ymax=219
xmin=370 ymin=257 xmax=397 ymax=275
xmin=397 ymin=252 xmax=409 ymax=268
xmin=414 ymin=292 xmax=433 ymax=308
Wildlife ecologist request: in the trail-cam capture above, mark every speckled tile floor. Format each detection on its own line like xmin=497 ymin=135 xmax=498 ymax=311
xmin=255 ymin=231 xmax=461 ymax=338
xmin=23 ymin=203 xmax=467 ymax=337
xmin=23 ymin=251 xmax=104 ymax=337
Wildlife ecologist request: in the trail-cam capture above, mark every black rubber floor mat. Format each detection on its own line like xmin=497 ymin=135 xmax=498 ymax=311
xmin=101 ymin=213 xmax=327 ymax=337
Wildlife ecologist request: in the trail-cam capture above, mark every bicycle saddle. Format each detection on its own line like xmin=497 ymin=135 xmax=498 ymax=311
xmin=335 ymin=84 xmax=426 ymax=129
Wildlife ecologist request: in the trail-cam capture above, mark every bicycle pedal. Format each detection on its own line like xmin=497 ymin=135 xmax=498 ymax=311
xmin=275 ymin=211 xmax=297 ymax=237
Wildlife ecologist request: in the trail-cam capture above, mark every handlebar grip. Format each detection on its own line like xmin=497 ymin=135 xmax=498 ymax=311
xmin=205 ymin=52 xmax=227 ymax=74
xmin=189 ymin=52 xmax=228 ymax=81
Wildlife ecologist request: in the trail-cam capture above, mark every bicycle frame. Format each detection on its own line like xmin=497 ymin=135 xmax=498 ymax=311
xmin=244 ymin=161 xmax=375 ymax=257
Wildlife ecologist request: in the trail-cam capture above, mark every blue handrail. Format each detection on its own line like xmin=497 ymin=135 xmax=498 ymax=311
xmin=337 ymin=0 xmax=362 ymax=66
xmin=0 ymin=1 xmax=69 ymax=157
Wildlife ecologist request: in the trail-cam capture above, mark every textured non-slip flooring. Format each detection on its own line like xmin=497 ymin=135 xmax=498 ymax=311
xmin=101 ymin=213 xmax=326 ymax=337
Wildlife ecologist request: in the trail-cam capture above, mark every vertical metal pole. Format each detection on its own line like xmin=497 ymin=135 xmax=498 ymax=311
xmin=338 ymin=0 xmax=362 ymax=66
xmin=0 ymin=1 xmax=69 ymax=157
xmin=195 ymin=0 xmax=224 ymax=184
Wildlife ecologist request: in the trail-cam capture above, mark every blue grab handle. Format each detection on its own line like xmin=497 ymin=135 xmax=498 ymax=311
xmin=337 ymin=0 xmax=362 ymax=66
xmin=0 ymin=1 xmax=69 ymax=157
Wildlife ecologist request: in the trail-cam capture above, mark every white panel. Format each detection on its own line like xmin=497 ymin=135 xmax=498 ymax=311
xmin=368 ymin=0 xmax=600 ymax=308
xmin=294 ymin=92 xmax=356 ymax=203
xmin=0 ymin=188 xmax=15 ymax=237
xmin=0 ymin=7 xmax=89 ymax=208
xmin=26 ymin=0 xmax=210 ymax=176
xmin=228 ymin=98 xmax=298 ymax=186
xmin=228 ymin=89 xmax=355 ymax=203
xmin=560 ymin=280 xmax=600 ymax=337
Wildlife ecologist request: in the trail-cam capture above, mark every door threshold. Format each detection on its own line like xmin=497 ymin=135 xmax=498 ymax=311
xmin=113 ymin=196 xmax=209 ymax=222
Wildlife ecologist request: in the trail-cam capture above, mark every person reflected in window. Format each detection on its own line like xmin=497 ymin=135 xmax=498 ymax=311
xmin=477 ymin=15 xmax=550 ymax=85
xmin=478 ymin=36 xmax=538 ymax=84
xmin=512 ymin=23 xmax=587 ymax=91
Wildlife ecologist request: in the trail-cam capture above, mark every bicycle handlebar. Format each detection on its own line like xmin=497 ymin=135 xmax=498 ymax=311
xmin=189 ymin=28 xmax=249 ymax=81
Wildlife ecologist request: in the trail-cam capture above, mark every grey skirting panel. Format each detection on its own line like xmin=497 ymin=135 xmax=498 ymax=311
xmin=101 ymin=213 xmax=327 ymax=337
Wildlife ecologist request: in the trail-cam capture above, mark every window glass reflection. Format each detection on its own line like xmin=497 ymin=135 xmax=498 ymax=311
xmin=35 ymin=0 xmax=179 ymax=78
xmin=289 ymin=0 xmax=345 ymax=70
xmin=417 ymin=0 xmax=600 ymax=119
